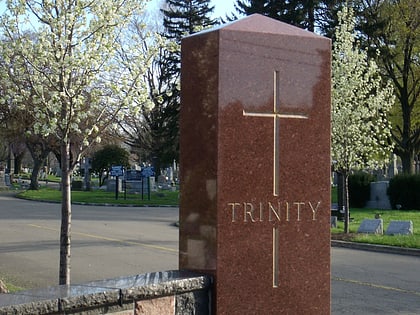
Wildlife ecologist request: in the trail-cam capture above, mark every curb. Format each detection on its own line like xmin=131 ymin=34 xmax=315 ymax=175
xmin=331 ymin=240 xmax=420 ymax=257
xmin=13 ymin=194 xmax=177 ymax=208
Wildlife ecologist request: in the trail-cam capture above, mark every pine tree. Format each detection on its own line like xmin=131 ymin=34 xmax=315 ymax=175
xmin=233 ymin=0 xmax=304 ymax=27
xmin=150 ymin=0 xmax=217 ymax=172
xmin=231 ymin=0 xmax=347 ymax=34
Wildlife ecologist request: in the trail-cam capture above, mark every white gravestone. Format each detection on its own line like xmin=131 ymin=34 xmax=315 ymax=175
xmin=0 ymin=171 xmax=5 ymax=187
xmin=330 ymin=216 xmax=338 ymax=228
xmin=385 ymin=220 xmax=413 ymax=235
xmin=358 ymin=219 xmax=383 ymax=234
xmin=5 ymin=174 xmax=11 ymax=186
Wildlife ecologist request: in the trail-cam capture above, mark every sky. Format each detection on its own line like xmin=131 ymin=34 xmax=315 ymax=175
xmin=211 ymin=0 xmax=236 ymax=19
xmin=0 ymin=1 xmax=237 ymax=20
xmin=145 ymin=0 xmax=237 ymax=20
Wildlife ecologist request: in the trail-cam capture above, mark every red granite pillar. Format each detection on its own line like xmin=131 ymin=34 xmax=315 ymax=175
xmin=180 ymin=14 xmax=331 ymax=314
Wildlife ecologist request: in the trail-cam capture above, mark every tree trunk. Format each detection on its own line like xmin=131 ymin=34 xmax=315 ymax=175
xmin=14 ymin=152 xmax=23 ymax=175
xmin=59 ymin=142 xmax=72 ymax=285
xmin=343 ymin=172 xmax=350 ymax=234
xmin=400 ymin=150 xmax=415 ymax=174
xmin=26 ymin=140 xmax=50 ymax=190
xmin=307 ymin=0 xmax=315 ymax=32
xmin=337 ymin=172 xmax=345 ymax=219
xmin=29 ymin=158 xmax=44 ymax=190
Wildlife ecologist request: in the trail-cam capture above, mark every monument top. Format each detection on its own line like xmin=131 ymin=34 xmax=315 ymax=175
xmin=187 ymin=13 xmax=324 ymax=39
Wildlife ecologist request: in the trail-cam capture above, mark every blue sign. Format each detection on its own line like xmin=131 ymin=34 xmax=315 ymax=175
xmin=141 ymin=167 xmax=155 ymax=178
xmin=110 ymin=165 xmax=124 ymax=177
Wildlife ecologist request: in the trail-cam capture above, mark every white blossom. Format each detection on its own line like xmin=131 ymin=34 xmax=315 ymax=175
xmin=332 ymin=6 xmax=395 ymax=174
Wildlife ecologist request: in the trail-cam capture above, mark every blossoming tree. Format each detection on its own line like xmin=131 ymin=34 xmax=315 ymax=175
xmin=0 ymin=0 xmax=153 ymax=284
xmin=332 ymin=6 xmax=395 ymax=233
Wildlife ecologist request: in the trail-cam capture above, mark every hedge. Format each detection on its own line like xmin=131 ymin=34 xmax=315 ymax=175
xmin=348 ymin=172 xmax=375 ymax=208
xmin=388 ymin=174 xmax=420 ymax=210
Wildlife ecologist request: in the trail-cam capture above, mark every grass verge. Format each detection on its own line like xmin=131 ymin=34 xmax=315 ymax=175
xmin=331 ymin=208 xmax=420 ymax=249
xmin=18 ymin=187 xmax=180 ymax=206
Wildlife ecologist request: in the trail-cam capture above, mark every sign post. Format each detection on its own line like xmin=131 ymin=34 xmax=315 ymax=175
xmin=110 ymin=166 xmax=124 ymax=200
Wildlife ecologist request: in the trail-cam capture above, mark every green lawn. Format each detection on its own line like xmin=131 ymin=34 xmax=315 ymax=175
xmin=18 ymin=187 xmax=180 ymax=206
xmin=332 ymin=208 xmax=420 ymax=249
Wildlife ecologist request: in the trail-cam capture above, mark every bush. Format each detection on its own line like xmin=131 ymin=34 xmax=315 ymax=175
xmin=388 ymin=175 xmax=420 ymax=210
xmin=348 ymin=172 xmax=375 ymax=208
xmin=72 ymin=180 xmax=83 ymax=191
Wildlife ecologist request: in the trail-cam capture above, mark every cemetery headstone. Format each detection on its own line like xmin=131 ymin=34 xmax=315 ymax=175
xmin=331 ymin=216 xmax=338 ymax=228
xmin=357 ymin=219 xmax=383 ymax=234
xmin=125 ymin=170 xmax=143 ymax=181
xmin=388 ymin=153 xmax=398 ymax=177
xmin=0 ymin=171 xmax=5 ymax=187
xmin=124 ymin=170 xmax=143 ymax=194
xmin=180 ymin=14 xmax=331 ymax=314
xmin=385 ymin=220 xmax=413 ymax=235
xmin=365 ymin=181 xmax=391 ymax=209
xmin=5 ymin=174 xmax=11 ymax=187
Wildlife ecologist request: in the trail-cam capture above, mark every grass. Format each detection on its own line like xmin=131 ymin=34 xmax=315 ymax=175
xmin=4 ymin=282 xmax=24 ymax=293
xmin=18 ymin=187 xmax=180 ymax=206
xmin=0 ymin=274 xmax=25 ymax=293
xmin=331 ymin=208 xmax=420 ymax=249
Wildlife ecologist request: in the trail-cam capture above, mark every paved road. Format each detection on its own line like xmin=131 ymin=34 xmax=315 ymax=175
xmin=0 ymin=192 xmax=179 ymax=288
xmin=332 ymin=247 xmax=420 ymax=314
xmin=0 ymin=193 xmax=419 ymax=314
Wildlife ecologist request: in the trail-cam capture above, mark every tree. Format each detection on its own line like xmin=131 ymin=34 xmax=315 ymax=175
xmin=230 ymin=0 xmax=347 ymax=33
xmin=331 ymin=6 xmax=394 ymax=233
xmin=0 ymin=0 xmax=151 ymax=285
xmin=233 ymin=0 xmax=307 ymax=28
xmin=356 ymin=0 xmax=420 ymax=174
xmin=117 ymin=12 xmax=159 ymax=165
xmin=0 ymin=41 xmax=52 ymax=187
xmin=91 ymin=144 xmax=130 ymax=187
xmin=151 ymin=0 xmax=217 ymax=171
xmin=316 ymin=0 xmax=348 ymax=38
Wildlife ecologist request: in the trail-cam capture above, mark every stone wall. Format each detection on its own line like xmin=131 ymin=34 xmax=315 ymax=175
xmin=0 ymin=271 xmax=212 ymax=315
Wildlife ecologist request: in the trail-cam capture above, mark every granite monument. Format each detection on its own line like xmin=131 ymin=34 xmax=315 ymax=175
xmin=180 ymin=14 xmax=331 ymax=314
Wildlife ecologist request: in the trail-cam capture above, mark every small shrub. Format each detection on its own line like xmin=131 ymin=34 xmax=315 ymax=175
xmin=72 ymin=180 xmax=83 ymax=191
xmin=348 ymin=172 xmax=375 ymax=208
xmin=388 ymin=175 xmax=420 ymax=210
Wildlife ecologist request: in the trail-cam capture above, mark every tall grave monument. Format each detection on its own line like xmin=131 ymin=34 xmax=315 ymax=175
xmin=180 ymin=14 xmax=331 ymax=314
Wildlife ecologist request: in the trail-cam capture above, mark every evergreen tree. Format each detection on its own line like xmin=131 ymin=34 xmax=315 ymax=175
xmin=231 ymin=0 xmax=347 ymax=34
xmin=151 ymin=0 xmax=217 ymax=172
xmin=233 ymin=0 xmax=304 ymax=27
xmin=316 ymin=0 xmax=348 ymax=37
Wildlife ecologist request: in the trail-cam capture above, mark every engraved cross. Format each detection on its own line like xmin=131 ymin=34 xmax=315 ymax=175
xmin=243 ymin=71 xmax=308 ymax=196
xmin=243 ymin=71 xmax=308 ymax=288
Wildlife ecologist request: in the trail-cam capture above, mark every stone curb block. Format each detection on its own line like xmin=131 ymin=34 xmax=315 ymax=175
xmin=331 ymin=240 xmax=420 ymax=257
